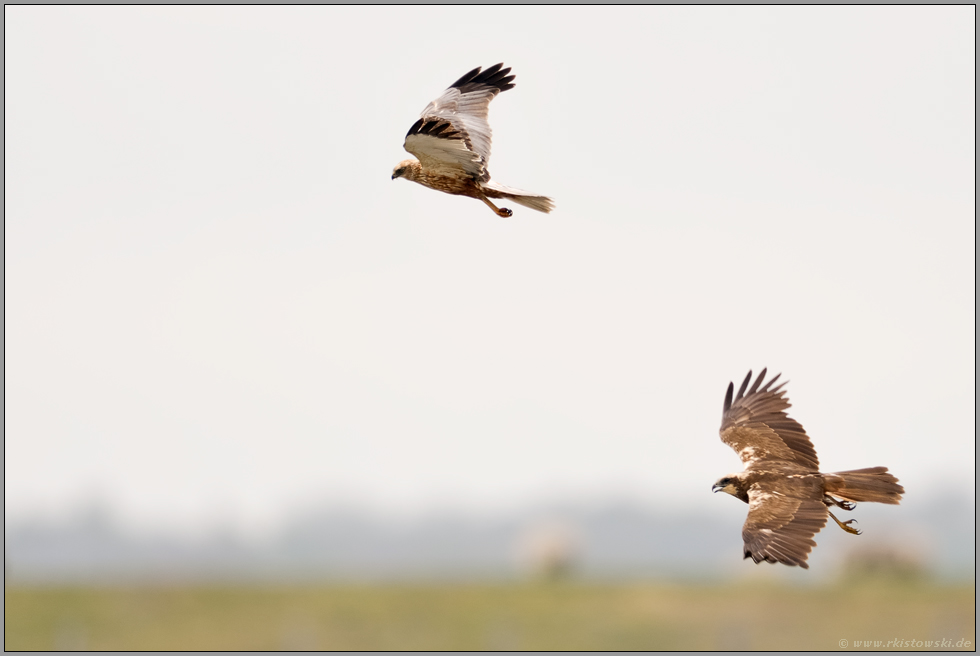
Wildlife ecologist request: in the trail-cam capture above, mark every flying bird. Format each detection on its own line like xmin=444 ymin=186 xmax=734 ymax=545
xmin=391 ymin=63 xmax=554 ymax=217
xmin=712 ymin=369 xmax=904 ymax=569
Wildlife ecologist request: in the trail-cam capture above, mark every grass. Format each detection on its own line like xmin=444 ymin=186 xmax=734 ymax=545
xmin=4 ymin=578 xmax=975 ymax=650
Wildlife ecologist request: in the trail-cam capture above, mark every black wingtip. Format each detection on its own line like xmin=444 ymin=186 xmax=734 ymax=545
xmin=449 ymin=63 xmax=515 ymax=93
xmin=405 ymin=117 xmax=462 ymax=140
xmin=405 ymin=117 xmax=424 ymax=138
xmin=450 ymin=65 xmax=483 ymax=89
xmin=723 ymin=382 xmax=734 ymax=413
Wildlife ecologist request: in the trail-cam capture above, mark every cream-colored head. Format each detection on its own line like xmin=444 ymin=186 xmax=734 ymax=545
xmin=712 ymin=474 xmax=749 ymax=503
xmin=391 ymin=159 xmax=419 ymax=181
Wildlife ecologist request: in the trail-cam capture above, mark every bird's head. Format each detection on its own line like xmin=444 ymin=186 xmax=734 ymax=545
xmin=391 ymin=160 xmax=417 ymax=181
xmin=712 ymin=475 xmax=749 ymax=503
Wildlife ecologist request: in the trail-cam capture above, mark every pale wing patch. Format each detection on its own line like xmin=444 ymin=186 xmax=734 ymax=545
xmin=421 ymin=89 xmax=462 ymax=117
xmin=404 ymin=132 xmax=484 ymax=178
xmin=721 ymin=424 xmax=800 ymax=469
xmin=748 ymin=490 xmax=781 ymax=511
xmin=421 ymin=87 xmax=497 ymax=164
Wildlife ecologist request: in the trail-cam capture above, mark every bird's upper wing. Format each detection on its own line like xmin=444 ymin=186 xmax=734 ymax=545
xmin=403 ymin=64 xmax=515 ymax=181
xmin=741 ymin=490 xmax=828 ymax=569
xmin=719 ymin=369 xmax=820 ymax=471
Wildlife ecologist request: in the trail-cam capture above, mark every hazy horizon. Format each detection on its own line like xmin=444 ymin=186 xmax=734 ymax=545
xmin=6 ymin=483 xmax=973 ymax=586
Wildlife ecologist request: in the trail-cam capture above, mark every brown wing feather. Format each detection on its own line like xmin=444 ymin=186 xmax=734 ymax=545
xmin=742 ymin=492 xmax=828 ymax=569
xmin=720 ymin=369 xmax=820 ymax=471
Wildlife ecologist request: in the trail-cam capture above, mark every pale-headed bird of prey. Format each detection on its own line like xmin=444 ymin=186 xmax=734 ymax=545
xmin=712 ymin=369 xmax=904 ymax=569
xmin=391 ymin=63 xmax=554 ymax=217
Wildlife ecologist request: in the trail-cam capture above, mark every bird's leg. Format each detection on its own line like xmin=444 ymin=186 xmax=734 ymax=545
xmin=823 ymin=494 xmax=857 ymax=511
xmin=478 ymin=195 xmax=513 ymax=217
xmin=828 ymin=510 xmax=861 ymax=535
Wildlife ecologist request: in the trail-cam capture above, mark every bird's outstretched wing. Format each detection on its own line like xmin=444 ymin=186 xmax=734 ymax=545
xmin=720 ymin=369 xmax=820 ymax=471
xmin=742 ymin=490 xmax=828 ymax=569
xmin=403 ymin=64 xmax=515 ymax=181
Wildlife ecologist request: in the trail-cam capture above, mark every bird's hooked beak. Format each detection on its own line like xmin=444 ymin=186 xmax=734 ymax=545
xmin=712 ymin=477 xmax=734 ymax=494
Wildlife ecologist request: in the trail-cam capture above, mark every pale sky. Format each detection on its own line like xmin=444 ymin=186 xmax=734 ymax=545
xmin=5 ymin=6 xmax=975 ymax=536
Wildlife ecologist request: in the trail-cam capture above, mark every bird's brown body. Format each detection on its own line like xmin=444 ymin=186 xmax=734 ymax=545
xmin=721 ymin=469 xmax=825 ymax=505
xmin=394 ymin=160 xmax=520 ymax=217
xmin=722 ymin=466 xmax=902 ymax=507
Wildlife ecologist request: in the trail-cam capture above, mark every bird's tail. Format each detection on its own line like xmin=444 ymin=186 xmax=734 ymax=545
xmin=482 ymin=181 xmax=555 ymax=214
xmin=825 ymin=467 xmax=904 ymax=505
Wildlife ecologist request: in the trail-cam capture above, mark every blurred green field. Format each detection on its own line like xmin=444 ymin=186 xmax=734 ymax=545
xmin=4 ymin=578 xmax=975 ymax=650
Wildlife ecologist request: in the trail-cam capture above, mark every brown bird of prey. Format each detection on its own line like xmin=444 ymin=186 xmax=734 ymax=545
xmin=391 ymin=63 xmax=554 ymax=217
xmin=712 ymin=369 xmax=904 ymax=569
